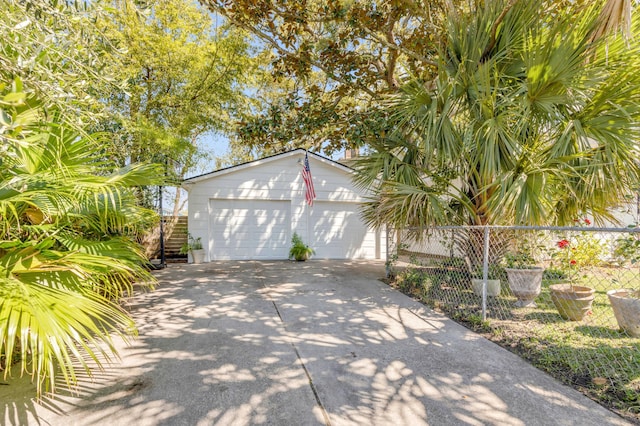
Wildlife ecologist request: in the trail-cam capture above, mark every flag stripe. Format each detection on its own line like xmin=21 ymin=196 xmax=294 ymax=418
xmin=302 ymin=152 xmax=316 ymax=206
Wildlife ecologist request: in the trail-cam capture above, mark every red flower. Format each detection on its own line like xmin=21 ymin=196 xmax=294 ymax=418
xmin=557 ymin=239 xmax=570 ymax=249
xmin=584 ymin=218 xmax=591 ymax=225
xmin=570 ymin=259 xmax=577 ymax=265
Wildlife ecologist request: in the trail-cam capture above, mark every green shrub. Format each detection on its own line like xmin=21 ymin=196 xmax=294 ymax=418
xmin=289 ymin=232 xmax=314 ymax=261
xmin=613 ymin=234 xmax=640 ymax=266
xmin=544 ymin=267 xmax=568 ymax=280
xmin=572 ymin=235 xmax=607 ymax=267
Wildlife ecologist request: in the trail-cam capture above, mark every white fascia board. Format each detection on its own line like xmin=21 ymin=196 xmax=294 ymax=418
xmin=182 ymin=149 xmax=354 ymax=189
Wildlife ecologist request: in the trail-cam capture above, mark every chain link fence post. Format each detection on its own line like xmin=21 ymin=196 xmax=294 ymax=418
xmin=481 ymin=225 xmax=490 ymax=321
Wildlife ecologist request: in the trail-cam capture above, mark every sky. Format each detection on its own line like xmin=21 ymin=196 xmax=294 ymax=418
xmin=190 ymin=132 xmax=230 ymax=177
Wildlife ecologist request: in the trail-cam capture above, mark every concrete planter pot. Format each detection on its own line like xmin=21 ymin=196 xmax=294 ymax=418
xmin=294 ymin=252 xmax=310 ymax=261
xmin=471 ymin=279 xmax=501 ymax=297
xmin=191 ymin=249 xmax=205 ymax=264
xmin=549 ymin=284 xmax=595 ymax=321
xmin=607 ymin=289 xmax=640 ymax=337
xmin=505 ymin=267 xmax=543 ymax=307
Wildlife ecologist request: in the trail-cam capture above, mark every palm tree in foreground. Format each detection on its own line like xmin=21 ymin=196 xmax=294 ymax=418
xmin=355 ymin=0 xmax=640 ymax=231
xmin=0 ymin=84 xmax=163 ymax=395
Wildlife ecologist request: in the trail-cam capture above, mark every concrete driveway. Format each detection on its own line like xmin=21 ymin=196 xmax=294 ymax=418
xmin=1 ymin=261 xmax=630 ymax=425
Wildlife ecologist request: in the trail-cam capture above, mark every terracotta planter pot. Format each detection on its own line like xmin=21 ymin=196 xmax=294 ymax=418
xmin=607 ymin=289 xmax=640 ymax=337
xmin=549 ymin=284 xmax=595 ymax=321
xmin=471 ymin=279 xmax=501 ymax=297
xmin=505 ymin=268 xmax=544 ymax=307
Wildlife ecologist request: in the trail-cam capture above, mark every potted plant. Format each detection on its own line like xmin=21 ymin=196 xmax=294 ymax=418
xmin=504 ymin=243 xmax=544 ymax=307
xmin=289 ymin=232 xmax=314 ymax=261
xmin=607 ymin=289 xmax=640 ymax=337
xmin=548 ymin=237 xmax=595 ymax=321
xmin=180 ymin=234 xmax=205 ymax=264
xmin=607 ymin=232 xmax=640 ymax=336
xmin=471 ymin=264 xmax=503 ymax=297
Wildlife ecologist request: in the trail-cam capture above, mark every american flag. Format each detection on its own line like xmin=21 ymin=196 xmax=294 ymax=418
xmin=301 ymin=152 xmax=316 ymax=206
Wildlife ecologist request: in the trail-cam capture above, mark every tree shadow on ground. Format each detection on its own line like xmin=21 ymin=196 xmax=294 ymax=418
xmin=2 ymin=261 xmax=630 ymax=425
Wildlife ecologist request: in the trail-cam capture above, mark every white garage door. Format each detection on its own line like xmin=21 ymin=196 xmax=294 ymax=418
xmin=209 ymin=199 xmax=290 ymax=260
xmin=309 ymin=201 xmax=374 ymax=259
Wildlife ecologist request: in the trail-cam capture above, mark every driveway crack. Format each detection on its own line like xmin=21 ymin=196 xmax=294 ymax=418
xmin=266 ymin=295 xmax=332 ymax=426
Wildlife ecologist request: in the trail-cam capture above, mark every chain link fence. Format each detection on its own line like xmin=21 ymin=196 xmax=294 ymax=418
xmin=387 ymin=225 xmax=640 ymax=421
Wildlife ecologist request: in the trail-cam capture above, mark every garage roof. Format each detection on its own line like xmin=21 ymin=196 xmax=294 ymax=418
xmin=182 ymin=148 xmax=354 ymax=186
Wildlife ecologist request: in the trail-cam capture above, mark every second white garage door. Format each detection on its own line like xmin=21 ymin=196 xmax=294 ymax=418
xmin=309 ymin=201 xmax=374 ymax=259
xmin=209 ymin=199 xmax=291 ymax=260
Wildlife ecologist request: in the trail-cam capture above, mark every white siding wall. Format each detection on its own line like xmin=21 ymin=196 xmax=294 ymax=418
xmin=185 ymin=151 xmax=386 ymax=261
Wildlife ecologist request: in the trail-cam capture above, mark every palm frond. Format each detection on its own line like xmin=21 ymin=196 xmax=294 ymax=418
xmin=0 ymin=277 xmax=134 ymax=395
xmin=0 ymin=83 xmax=161 ymax=396
xmin=357 ymin=0 xmax=640 ymax=230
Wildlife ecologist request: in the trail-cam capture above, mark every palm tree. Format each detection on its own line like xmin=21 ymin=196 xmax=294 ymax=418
xmin=355 ymin=1 xmax=640 ymax=231
xmin=0 ymin=85 xmax=163 ymax=395
xmin=592 ymin=0 xmax=632 ymax=41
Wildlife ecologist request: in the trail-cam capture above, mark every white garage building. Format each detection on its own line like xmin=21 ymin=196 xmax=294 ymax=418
xmin=182 ymin=149 xmax=386 ymax=261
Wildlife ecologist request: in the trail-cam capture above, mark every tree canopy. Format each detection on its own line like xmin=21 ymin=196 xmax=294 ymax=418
xmin=201 ymin=0 xmax=456 ymax=156
xmin=200 ymin=0 xmax=625 ymax=159
xmin=0 ymin=1 xmax=125 ymax=124
xmin=98 ymin=0 xmax=259 ymax=203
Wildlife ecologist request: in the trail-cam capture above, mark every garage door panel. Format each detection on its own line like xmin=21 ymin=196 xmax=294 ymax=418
xmin=209 ymin=200 xmax=290 ymax=260
xmin=310 ymin=202 xmax=370 ymax=259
